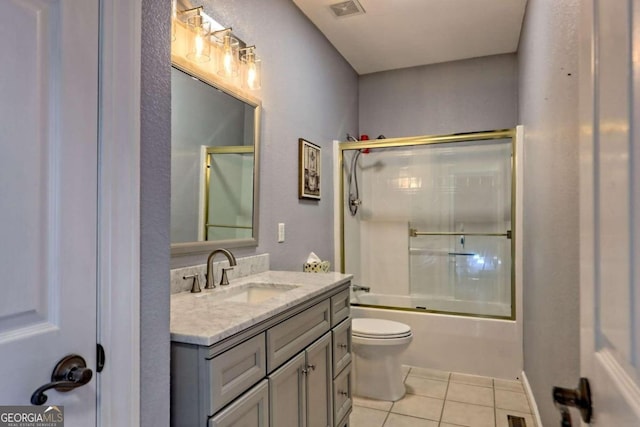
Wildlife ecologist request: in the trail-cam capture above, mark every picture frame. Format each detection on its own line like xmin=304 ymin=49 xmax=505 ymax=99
xmin=299 ymin=138 xmax=321 ymax=200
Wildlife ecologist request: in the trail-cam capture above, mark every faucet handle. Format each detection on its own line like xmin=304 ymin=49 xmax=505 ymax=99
xmin=219 ymin=267 xmax=233 ymax=286
xmin=220 ymin=267 xmax=234 ymax=286
xmin=184 ymin=274 xmax=201 ymax=293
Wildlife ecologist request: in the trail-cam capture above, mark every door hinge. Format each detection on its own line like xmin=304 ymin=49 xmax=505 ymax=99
xmin=97 ymin=343 xmax=106 ymax=373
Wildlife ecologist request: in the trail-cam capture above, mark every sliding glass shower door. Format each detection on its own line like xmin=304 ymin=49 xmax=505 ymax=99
xmin=342 ymin=132 xmax=515 ymax=319
xmin=407 ymin=140 xmax=512 ymax=317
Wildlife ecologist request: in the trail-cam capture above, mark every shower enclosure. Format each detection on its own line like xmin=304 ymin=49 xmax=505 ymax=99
xmin=341 ymin=129 xmax=516 ymax=319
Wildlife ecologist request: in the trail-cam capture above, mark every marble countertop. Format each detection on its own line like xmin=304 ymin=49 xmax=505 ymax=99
xmin=170 ymin=270 xmax=353 ymax=346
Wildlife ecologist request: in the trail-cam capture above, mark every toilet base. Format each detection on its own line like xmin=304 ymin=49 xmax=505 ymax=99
xmin=353 ymin=351 xmax=406 ymax=401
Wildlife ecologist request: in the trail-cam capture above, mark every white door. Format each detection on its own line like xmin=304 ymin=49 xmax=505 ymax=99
xmin=579 ymin=0 xmax=640 ymax=425
xmin=0 ymin=0 xmax=99 ymax=424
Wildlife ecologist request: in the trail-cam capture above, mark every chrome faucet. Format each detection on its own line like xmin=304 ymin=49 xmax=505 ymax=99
xmin=351 ymin=284 xmax=370 ymax=293
xmin=205 ymin=248 xmax=237 ymax=289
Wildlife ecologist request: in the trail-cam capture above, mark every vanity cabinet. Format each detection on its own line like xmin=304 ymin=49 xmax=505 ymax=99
xmin=269 ymin=332 xmax=333 ymax=427
xmin=170 ymin=282 xmax=352 ymax=427
xmin=209 ymin=380 xmax=269 ymax=427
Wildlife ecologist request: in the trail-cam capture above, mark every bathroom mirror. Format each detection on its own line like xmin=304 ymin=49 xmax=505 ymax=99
xmin=170 ymin=63 xmax=261 ymax=256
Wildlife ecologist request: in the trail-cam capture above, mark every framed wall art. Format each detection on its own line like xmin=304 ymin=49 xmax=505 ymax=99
xmin=299 ymin=138 xmax=321 ymax=200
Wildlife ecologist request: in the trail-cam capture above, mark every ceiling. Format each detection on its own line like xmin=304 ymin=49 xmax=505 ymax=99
xmin=292 ymin=0 xmax=528 ymax=75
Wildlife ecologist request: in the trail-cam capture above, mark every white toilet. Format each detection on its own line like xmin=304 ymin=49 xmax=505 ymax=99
xmin=352 ymin=318 xmax=413 ymax=401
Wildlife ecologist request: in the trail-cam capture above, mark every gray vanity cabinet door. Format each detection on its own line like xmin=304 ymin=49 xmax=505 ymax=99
xmin=208 ymin=379 xmax=269 ymax=427
xmin=333 ymin=363 xmax=352 ymax=427
xmin=331 ymin=319 xmax=351 ymax=377
xmin=306 ymin=332 xmax=333 ymax=427
xmin=268 ymin=352 xmax=307 ymax=427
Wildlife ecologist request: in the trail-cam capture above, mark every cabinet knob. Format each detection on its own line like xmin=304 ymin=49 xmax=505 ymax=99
xmin=338 ymin=390 xmax=348 ymax=396
xmin=338 ymin=343 xmax=348 ymax=349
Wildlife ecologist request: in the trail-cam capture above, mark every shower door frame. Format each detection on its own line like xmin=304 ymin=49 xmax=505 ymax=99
xmin=338 ymin=128 xmax=518 ymax=320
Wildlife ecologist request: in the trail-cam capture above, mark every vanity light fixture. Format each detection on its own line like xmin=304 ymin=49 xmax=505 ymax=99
xmin=173 ymin=4 xmax=262 ymax=91
xmin=241 ymin=46 xmax=261 ymax=90
xmin=184 ymin=6 xmax=211 ymax=63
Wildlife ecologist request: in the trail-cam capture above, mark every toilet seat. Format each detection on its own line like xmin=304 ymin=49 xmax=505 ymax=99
xmin=352 ymin=318 xmax=412 ymax=339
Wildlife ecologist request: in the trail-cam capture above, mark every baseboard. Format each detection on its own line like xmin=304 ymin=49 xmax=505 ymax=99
xmin=521 ymin=371 xmax=544 ymax=427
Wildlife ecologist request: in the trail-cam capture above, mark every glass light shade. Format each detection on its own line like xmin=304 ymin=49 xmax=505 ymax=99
xmin=242 ymin=51 xmax=261 ymax=90
xmin=186 ymin=15 xmax=211 ymax=63
xmin=217 ymin=33 xmax=240 ymax=77
xmin=171 ymin=0 xmax=177 ymax=42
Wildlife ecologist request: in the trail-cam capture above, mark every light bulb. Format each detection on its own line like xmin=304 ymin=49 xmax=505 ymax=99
xmin=223 ymin=39 xmax=233 ymax=75
xmin=242 ymin=49 xmax=261 ymax=90
xmin=217 ymin=32 xmax=239 ymax=77
xmin=195 ymin=32 xmax=204 ymax=57
xmin=186 ymin=14 xmax=210 ymax=63
xmin=247 ymin=62 xmax=257 ymax=88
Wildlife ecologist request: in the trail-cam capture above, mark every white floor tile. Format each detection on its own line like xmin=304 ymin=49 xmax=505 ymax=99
xmin=357 ymin=366 xmax=535 ymax=427
xmin=390 ymin=394 xmax=444 ymax=421
xmin=495 ymin=389 xmax=532 ymax=413
xmin=353 ymin=395 xmax=393 ymax=412
xmin=349 ymin=406 xmax=388 ymax=427
xmin=383 ymin=413 xmax=438 ymax=427
xmin=450 ymin=372 xmax=493 ymax=388
xmin=441 ymin=400 xmax=495 ymax=427
xmin=446 ymin=382 xmax=494 ymax=407
xmin=494 ymin=378 xmax=525 ymax=393
xmin=404 ymin=376 xmax=448 ymax=399
xmin=408 ymin=367 xmax=450 ymax=381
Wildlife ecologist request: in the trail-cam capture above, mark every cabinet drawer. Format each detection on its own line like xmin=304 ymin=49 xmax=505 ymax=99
xmin=333 ymin=363 xmax=352 ymax=427
xmin=209 ymin=379 xmax=269 ymax=427
xmin=266 ymin=300 xmax=331 ymax=372
xmin=336 ymin=412 xmax=351 ymax=427
xmin=331 ymin=288 xmax=350 ymax=327
xmin=332 ymin=318 xmax=351 ymax=377
xmin=207 ymin=333 xmax=266 ymax=415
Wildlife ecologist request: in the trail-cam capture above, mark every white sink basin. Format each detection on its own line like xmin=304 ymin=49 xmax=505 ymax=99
xmin=197 ymin=283 xmax=299 ymax=304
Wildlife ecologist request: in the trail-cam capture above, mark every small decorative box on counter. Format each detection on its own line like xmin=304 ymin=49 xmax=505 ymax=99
xmin=303 ymin=261 xmax=330 ymax=273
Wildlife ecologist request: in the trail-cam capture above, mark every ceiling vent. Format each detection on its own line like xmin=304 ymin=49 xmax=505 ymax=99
xmin=329 ymin=0 xmax=365 ymax=18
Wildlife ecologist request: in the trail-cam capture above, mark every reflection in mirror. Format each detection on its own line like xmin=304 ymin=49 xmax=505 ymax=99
xmin=171 ymin=65 xmax=260 ymax=253
xmin=205 ymin=146 xmax=254 ymax=240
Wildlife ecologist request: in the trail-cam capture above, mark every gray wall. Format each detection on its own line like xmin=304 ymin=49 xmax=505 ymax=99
xmin=518 ymin=0 xmax=580 ymax=425
xmin=141 ymin=0 xmax=171 ymax=425
xmin=358 ymin=54 xmax=518 ymax=138
xmin=172 ymin=0 xmax=359 ymax=269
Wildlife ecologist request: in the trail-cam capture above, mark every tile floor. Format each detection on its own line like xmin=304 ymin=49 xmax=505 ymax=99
xmin=351 ymin=366 xmax=537 ymax=427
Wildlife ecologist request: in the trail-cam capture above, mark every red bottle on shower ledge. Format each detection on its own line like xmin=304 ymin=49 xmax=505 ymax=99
xmin=360 ymin=134 xmax=370 ymax=153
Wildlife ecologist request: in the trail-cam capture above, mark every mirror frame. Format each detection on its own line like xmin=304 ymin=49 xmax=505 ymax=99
xmin=170 ymin=55 xmax=261 ymax=257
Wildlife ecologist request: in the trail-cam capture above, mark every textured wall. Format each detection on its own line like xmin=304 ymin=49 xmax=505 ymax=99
xmin=171 ymin=0 xmax=359 ymax=270
xmin=141 ymin=0 xmax=171 ymax=425
xmin=358 ymin=54 xmax=518 ymax=138
xmin=518 ymin=0 xmax=580 ymax=425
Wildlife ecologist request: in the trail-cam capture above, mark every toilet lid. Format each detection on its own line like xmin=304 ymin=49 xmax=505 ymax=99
xmin=352 ymin=318 xmax=412 ymax=339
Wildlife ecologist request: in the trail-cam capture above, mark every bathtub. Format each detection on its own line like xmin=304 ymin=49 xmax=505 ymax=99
xmin=351 ymin=293 xmax=511 ymax=318
xmin=351 ymin=293 xmax=522 ymax=379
